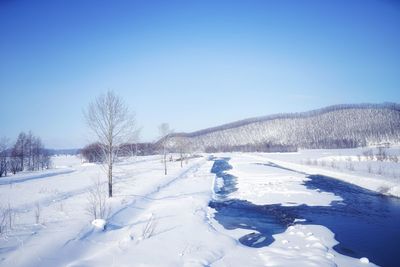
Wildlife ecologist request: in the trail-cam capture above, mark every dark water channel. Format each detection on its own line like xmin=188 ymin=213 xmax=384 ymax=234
xmin=208 ymin=157 xmax=400 ymax=267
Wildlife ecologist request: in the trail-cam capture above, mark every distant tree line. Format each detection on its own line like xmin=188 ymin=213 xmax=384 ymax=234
xmin=302 ymin=138 xmax=365 ymax=149
xmin=47 ymin=148 xmax=80 ymax=156
xmin=0 ymin=131 xmax=51 ymax=177
xmin=81 ymin=142 xmax=104 ymax=163
xmin=119 ymin=142 xmax=156 ymax=157
xmin=81 ymin=142 xmax=156 ymax=163
xmin=204 ymin=141 xmax=298 ymax=153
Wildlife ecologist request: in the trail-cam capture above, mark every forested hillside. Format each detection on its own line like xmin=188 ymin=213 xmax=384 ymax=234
xmin=168 ymin=103 xmax=400 ymax=152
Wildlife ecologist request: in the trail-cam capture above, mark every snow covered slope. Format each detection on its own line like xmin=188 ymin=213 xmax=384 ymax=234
xmin=168 ymin=103 xmax=400 ymax=151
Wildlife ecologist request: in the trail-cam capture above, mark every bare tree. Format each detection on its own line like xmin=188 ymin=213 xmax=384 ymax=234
xmin=9 ymin=132 xmax=50 ymax=173
xmin=25 ymin=131 xmax=33 ymax=171
xmin=84 ymin=90 xmax=136 ymax=197
xmin=120 ymin=128 xmax=142 ymax=158
xmin=130 ymin=128 xmax=142 ymax=158
xmin=175 ymin=137 xmax=189 ymax=168
xmin=9 ymin=157 xmax=19 ymax=175
xmin=0 ymin=137 xmax=9 ymax=177
xmin=158 ymin=123 xmax=172 ymax=175
xmin=13 ymin=132 xmax=27 ymax=171
xmin=0 ymin=203 xmax=14 ymax=235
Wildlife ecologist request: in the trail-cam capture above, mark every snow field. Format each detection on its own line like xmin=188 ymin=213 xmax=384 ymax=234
xmin=0 ymin=151 xmax=386 ymax=266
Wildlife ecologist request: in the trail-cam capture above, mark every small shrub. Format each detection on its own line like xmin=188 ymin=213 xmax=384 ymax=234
xmin=348 ymin=162 xmax=355 ymax=171
xmin=389 ymin=155 xmax=398 ymax=163
xmin=86 ymin=178 xmax=109 ymax=220
xmin=367 ymin=164 xmax=372 ymax=174
xmin=376 ymin=147 xmax=387 ymax=162
xmin=330 ymin=159 xmax=336 ymax=169
xmin=377 ymin=165 xmax=384 ymax=175
xmin=0 ymin=206 xmax=8 ymax=235
xmin=6 ymin=203 xmax=14 ymax=231
xmin=34 ymin=203 xmax=41 ymax=224
xmin=141 ymin=214 xmax=157 ymax=239
xmin=363 ymin=149 xmax=374 ymax=161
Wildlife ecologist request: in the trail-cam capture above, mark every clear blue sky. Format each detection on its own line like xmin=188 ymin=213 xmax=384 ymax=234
xmin=0 ymin=0 xmax=399 ymax=148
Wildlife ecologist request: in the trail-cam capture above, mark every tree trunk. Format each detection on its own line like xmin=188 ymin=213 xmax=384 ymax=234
xmin=108 ymin=148 xmax=113 ymax=197
xmin=20 ymin=155 xmax=24 ymax=171
xmin=164 ymin=152 xmax=167 ymax=175
xmin=108 ymin=162 xmax=113 ymax=197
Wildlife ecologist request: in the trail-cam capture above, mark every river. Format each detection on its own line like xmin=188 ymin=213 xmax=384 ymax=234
xmin=209 ymin=157 xmax=400 ymax=267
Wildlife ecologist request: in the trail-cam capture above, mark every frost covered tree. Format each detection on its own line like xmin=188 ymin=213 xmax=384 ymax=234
xmin=158 ymin=123 xmax=172 ymax=175
xmin=84 ymin=90 xmax=136 ymax=198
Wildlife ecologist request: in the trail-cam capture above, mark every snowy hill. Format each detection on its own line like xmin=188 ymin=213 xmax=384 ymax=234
xmin=169 ymin=103 xmax=400 ymax=152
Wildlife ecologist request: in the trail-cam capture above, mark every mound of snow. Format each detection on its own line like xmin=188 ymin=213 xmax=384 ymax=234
xmin=92 ymin=219 xmax=106 ymax=230
xmin=360 ymin=257 xmax=370 ymax=264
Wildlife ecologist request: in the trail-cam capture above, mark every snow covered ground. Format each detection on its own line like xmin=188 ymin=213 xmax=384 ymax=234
xmin=1 ymin=149 xmax=396 ymax=266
